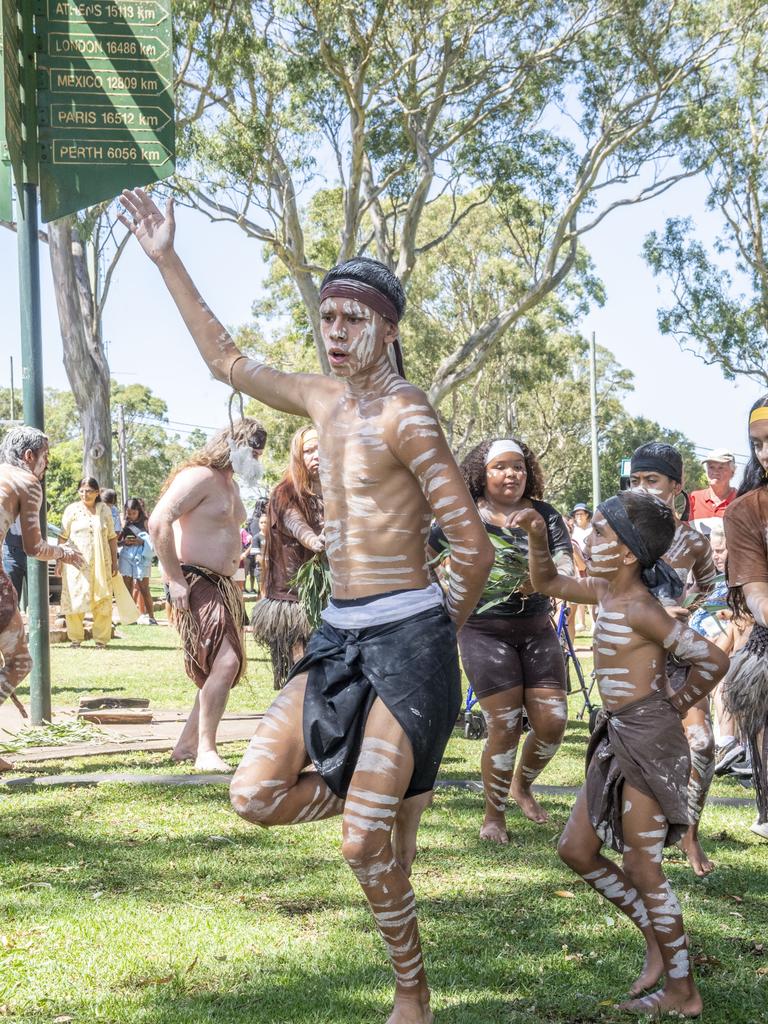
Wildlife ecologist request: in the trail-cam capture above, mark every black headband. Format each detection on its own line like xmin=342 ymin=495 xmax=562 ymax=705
xmin=598 ymin=495 xmax=683 ymax=601
xmin=630 ymin=454 xmax=682 ymax=483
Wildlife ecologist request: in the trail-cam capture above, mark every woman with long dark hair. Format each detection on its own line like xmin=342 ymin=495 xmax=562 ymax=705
xmin=59 ymin=477 xmax=118 ymax=647
xmin=118 ymin=497 xmax=156 ymax=624
xmin=723 ymin=394 xmax=768 ymax=840
xmin=251 ymin=426 xmax=324 ymax=688
xmin=429 ymin=437 xmax=573 ymax=842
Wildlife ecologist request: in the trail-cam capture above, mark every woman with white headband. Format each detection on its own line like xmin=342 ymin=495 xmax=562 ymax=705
xmin=429 ymin=437 xmax=573 ymax=842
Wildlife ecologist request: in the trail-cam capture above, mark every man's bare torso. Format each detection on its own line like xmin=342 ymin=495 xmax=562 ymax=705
xmin=170 ymin=467 xmax=246 ymax=577
xmin=312 ymin=378 xmax=436 ymax=599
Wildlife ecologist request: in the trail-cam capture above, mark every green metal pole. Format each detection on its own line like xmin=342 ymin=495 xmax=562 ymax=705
xmin=17 ymin=3 xmax=49 ymax=724
xmin=18 ymin=182 xmax=50 ymax=725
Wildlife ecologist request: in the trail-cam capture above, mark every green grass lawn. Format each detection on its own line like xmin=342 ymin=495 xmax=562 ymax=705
xmin=2 ymin=622 xmax=768 ymax=1022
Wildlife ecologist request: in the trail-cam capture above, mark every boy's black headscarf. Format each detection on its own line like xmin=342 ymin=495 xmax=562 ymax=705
xmin=598 ymin=495 xmax=684 ymax=601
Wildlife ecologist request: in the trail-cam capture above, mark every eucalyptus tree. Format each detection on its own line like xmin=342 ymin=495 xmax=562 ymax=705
xmin=173 ymin=0 xmax=747 ymax=399
xmin=644 ymin=7 xmax=768 ymax=387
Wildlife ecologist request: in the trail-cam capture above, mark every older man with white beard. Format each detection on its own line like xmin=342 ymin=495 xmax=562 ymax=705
xmin=149 ymin=418 xmax=267 ymax=771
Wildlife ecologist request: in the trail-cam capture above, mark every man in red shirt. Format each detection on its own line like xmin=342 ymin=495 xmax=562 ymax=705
xmin=688 ymin=448 xmax=738 ymax=536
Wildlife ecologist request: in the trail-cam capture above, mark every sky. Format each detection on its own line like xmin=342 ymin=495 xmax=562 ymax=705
xmin=0 ymin=163 xmax=763 ymax=481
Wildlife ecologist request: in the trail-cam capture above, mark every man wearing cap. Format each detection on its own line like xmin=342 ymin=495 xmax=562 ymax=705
xmin=120 ymin=187 xmax=493 ymax=1024
xmin=689 ymin=449 xmax=738 ymax=536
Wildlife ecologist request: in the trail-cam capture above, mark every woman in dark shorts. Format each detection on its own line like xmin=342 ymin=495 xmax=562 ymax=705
xmin=429 ymin=438 xmax=573 ymax=843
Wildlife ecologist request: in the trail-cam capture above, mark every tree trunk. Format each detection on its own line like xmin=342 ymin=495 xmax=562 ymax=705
xmin=48 ymin=217 xmax=113 ymax=485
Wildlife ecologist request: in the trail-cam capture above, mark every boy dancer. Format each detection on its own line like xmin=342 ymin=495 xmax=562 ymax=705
xmin=120 ymin=188 xmax=493 ymax=1024
xmin=629 ymin=443 xmax=720 ymax=876
xmin=513 ymin=491 xmax=728 ymax=1016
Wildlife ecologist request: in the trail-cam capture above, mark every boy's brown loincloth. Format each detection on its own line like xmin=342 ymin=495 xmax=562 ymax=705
xmin=585 ymin=691 xmax=691 ymax=853
xmin=175 ymin=565 xmax=246 ymax=689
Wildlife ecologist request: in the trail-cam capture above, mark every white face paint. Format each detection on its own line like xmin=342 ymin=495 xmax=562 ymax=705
xmin=320 ymin=297 xmax=390 ymax=377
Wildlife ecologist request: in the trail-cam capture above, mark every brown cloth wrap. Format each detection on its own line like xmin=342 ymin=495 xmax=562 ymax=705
xmin=585 ymin=692 xmax=690 ymax=853
xmin=176 ymin=565 xmax=246 ymax=689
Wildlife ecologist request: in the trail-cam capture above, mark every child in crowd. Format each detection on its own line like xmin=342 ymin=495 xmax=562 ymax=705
xmin=513 ymin=490 xmax=728 ymax=1016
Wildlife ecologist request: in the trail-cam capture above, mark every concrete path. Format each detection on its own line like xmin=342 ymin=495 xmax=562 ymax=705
xmin=1 ymin=772 xmax=756 ymax=806
xmin=0 ymin=708 xmax=262 ymax=763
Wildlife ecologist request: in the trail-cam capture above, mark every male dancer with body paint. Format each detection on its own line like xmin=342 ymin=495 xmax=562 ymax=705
xmin=513 ymin=491 xmax=728 ymax=1017
xmin=629 ymin=442 xmax=719 ymax=877
xmin=120 ymin=187 xmax=494 ymax=1024
xmin=0 ymin=428 xmax=85 ymax=769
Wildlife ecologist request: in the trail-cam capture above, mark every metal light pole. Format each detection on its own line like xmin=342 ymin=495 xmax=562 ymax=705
xmin=16 ymin=4 xmax=50 ymax=724
xmin=117 ymin=404 xmax=129 ymax=503
xmin=589 ymin=331 xmax=601 ymax=508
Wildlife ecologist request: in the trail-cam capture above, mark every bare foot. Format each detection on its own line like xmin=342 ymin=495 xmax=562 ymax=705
xmin=628 ymin=941 xmax=664 ymax=997
xmin=0 ymin=756 xmax=15 ymax=773
xmin=509 ymin=777 xmax=548 ymax=823
xmin=195 ymin=750 xmax=232 ymax=773
xmin=479 ymin=814 xmax=509 ymax=845
xmin=170 ymin=747 xmax=196 ymax=764
xmin=619 ymin=985 xmax=702 ymax=1017
xmin=386 ymin=993 xmax=433 ymax=1024
xmin=677 ymin=830 xmax=714 ymax=877
xmin=393 ymin=791 xmax=433 ymax=877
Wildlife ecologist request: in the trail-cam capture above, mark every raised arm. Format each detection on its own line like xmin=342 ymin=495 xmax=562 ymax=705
xmin=282 ymin=504 xmax=324 ymax=553
xmin=391 ymin=392 xmax=493 ymax=628
xmin=119 ymin=189 xmax=324 ymax=418
xmin=18 ymin=480 xmax=84 ymax=567
xmin=147 ymin=469 xmax=208 ymax=611
xmin=633 ymin=599 xmax=730 ymax=715
xmin=511 ymin=509 xmax=604 ymax=605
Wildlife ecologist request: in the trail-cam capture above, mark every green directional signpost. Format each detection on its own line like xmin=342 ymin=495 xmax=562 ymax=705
xmin=37 ymin=0 xmax=175 ymax=220
xmin=1 ymin=0 xmax=174 ymax=722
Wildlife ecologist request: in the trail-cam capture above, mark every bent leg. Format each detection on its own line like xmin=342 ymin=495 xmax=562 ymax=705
xmin=230 ymin=671 xmax=343 ymax=826
xmin=476 ymin=688 xmax=524 ymax=844
xmin=558 ymin=787 xmax=662 ymax=998
xmin=619 ymin=784 xmax=702 ymax=1016
xmin=679 ymin=698 xmax=715 ymax=877
xmin=341 ymin=698 xmax=433 ymax=1024
xmin=511 ymin=686 xmax=567 ymax=824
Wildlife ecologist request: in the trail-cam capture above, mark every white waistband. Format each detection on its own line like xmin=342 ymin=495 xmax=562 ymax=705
xmin=321 ymin=582 xmax=444 ymax=629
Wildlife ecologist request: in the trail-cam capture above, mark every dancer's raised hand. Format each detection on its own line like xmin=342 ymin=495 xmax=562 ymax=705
xmin=118 ymin=188 xmax=175 ymax=263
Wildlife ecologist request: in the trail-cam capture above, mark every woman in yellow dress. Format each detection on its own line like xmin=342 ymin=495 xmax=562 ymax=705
xmin=59 ymin=477 xmax=119 ymax=647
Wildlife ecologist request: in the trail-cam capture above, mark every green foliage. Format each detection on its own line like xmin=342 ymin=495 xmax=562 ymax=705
xmin=174 ymin=0 xmax=743 ymax=396
xmin=45 ymin=439 xmax=83 ymax=523
xmin=643 ymin=10 xmax=768 ymax=386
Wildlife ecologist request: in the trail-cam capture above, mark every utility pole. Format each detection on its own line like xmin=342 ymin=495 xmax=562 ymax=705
xmin=117 ymin=404 xmax=128 ymax=504
xmin=589 ymin=331 xmax=601 ymax=508
xmin=9 ymin=356 xmax=15 ymax=421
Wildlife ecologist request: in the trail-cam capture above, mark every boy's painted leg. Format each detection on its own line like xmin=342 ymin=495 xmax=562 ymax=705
xmin=558 ymin=788 xmax=664 ymax=997
xmin=619 ymin=785 xmax=702 ymax=1016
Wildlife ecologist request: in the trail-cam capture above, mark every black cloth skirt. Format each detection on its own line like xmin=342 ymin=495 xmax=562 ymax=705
xmin=289 ymin=605 xmax=461 ymax=800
